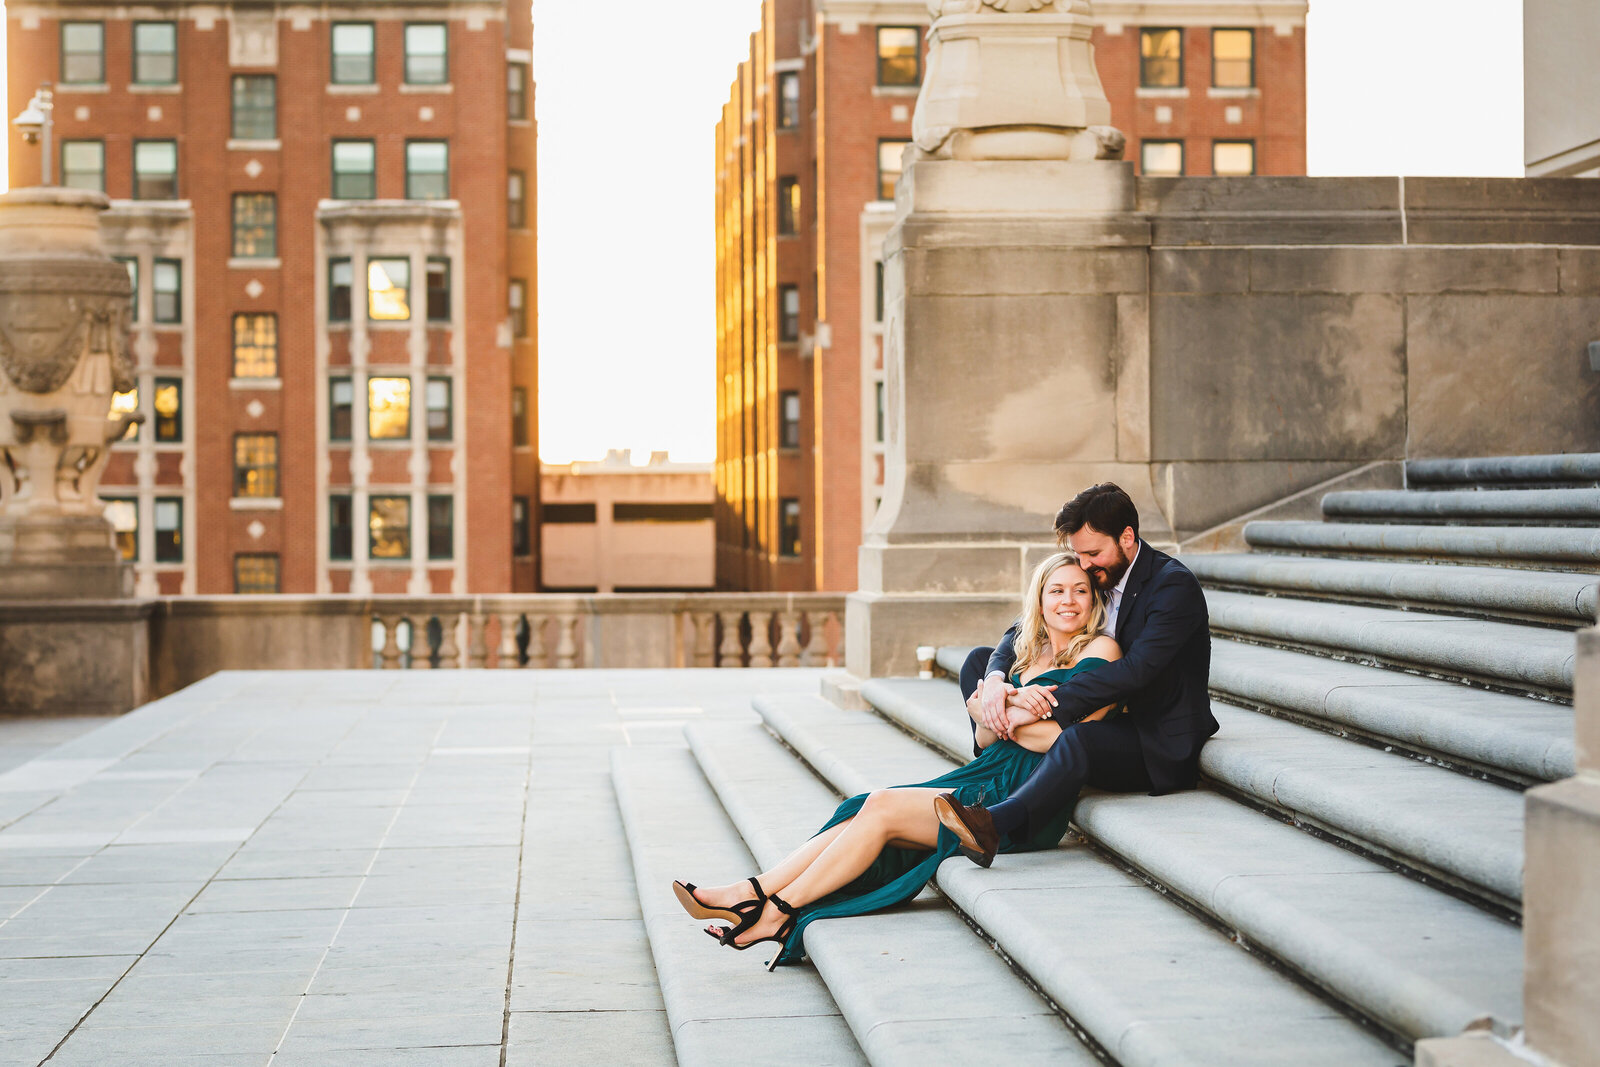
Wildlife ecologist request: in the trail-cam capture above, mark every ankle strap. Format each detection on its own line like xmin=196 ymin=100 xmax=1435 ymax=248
xmin=747 ymin=876 xmax=766 ymax=903
xmin=768 ymin=892 xmax=796 ymax=916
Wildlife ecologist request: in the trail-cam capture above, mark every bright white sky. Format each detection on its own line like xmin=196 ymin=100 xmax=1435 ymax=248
xmin=0 ymin=0 xmax=1526 ymax=463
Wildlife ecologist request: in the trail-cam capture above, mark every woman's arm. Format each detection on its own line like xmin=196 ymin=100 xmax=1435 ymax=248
xmin=1006 ymin=711 xmax=1062 ymax=753
xmin=967 ymin=687 xmax=999 ymax=750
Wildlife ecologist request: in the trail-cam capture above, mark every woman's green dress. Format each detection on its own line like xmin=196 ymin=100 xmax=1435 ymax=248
xmin=773 ymin=656 xmax=1116 ymax=966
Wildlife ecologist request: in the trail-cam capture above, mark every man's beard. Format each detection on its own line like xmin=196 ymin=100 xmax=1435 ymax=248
xmin=1087 ymin=547 xmax=1131 ymax=591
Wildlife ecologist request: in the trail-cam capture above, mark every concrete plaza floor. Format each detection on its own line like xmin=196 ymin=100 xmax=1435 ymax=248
xmin=0 ymin=668 xmax=824 ymax=1067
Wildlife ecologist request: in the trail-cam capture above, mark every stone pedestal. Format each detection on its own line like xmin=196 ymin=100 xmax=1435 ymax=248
xmin=0 ymin=599 xmax=152 ymax=715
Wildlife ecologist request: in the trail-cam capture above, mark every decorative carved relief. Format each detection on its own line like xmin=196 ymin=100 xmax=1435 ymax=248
xmin=229 ymin=9 xmax=279 ymax=67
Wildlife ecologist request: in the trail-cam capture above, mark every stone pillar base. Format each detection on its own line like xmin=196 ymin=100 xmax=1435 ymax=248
xmin=1520 ymin=772 xmax=1600 ymax=1066
xmin=0 ymin=599 xmax=152 ymax=716
xmin=0 ymin=514 xmax=128 ymax=599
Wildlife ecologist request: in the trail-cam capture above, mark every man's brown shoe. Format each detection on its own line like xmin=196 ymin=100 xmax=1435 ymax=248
xmin=933 ymin=792 xmax=999 ymax=868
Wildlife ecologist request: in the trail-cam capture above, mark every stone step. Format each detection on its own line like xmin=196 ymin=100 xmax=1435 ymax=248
xmin=1185 ymin=553 xmax=1598 ymax=625
xmin=1206 ymin=590 xmax=1577 ymax=696
xmin=750 ymin=695 xmax=1406 ymax=1064
xmin=1210 ymin=640 xmax=1576 ymax=784
xmin=1407 ymin=453 xmax=1600 ymax=487
xmin=1321 ymin=487 xmax=1600 ymax=525
xmin=609 ymin=746 xmax=866 ymax=1066
xmin=1242 ymin=521 xmax=1600 ymax=573
xmin=683 ymin=720 xmax=1097 ymax=1066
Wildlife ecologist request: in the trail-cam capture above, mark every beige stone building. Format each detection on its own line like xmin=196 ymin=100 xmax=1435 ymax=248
xmin=1524 ymin=0 xmax=1600 ymax=176
xmin=540 ymin=451 xmax=714 ymax=593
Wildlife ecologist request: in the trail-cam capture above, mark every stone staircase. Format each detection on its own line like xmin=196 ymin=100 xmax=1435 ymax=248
xmin=610 ymin=454 xmax=1592 ymax=1065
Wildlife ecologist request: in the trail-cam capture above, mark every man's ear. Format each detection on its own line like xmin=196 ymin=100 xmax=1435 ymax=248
xmin=1120 ymin=527 xmax=1138 ymax=554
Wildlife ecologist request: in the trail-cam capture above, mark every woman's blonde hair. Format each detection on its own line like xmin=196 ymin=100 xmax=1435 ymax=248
xmin=1010 ymin=551 xmax=1107 ymax=677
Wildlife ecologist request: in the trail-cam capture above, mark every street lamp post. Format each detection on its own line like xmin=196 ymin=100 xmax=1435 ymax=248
xmin=12 ymin=84 xmax=56 ymax=185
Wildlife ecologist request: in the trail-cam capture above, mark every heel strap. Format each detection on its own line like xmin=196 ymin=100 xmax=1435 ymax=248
xmin=768 ymin=892 xmax=797 ymax=917
xmin=747 ymin=877 xmax=767 ymax=904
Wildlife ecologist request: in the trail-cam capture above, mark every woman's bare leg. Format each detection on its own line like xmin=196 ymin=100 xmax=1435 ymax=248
xmin=694 ymin=823 xmax=848 ymax=909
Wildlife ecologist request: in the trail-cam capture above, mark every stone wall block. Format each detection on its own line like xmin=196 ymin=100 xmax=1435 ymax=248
xmin=1247 ymin=247 xmax=1408 ymax=295
xmin=1149 ymin=248 xmax=1250 ymax=294
xmin=1557 ymin=247 xmax=1600 ymax=294
xmin=1401 ymin=247 xmax=1561 ymax=295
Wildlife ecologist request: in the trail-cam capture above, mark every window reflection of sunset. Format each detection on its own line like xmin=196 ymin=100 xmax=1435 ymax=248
xmin=368 ymin=377 xmax=411 ymax=440
xmin=367 ymin=259 xmax=410 ymax=320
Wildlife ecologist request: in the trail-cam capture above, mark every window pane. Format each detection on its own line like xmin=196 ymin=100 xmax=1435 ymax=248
xmin=512 ymin=497 xmax=530 ymax=556
xmin=874 ymin=261 xmax=884 ymax=322
xmin=234 ymin=554 xmax=279 ymax=594
xmin=512 ymin=387 xmax=528 ymax=447
xmin=332 ymin=141 xmax=376 ymax=200
xmin=233 ymin=434 xmax=278 ymax=498
xmin=133 ymin=22 xmax=177 ymax=84
xmin=405 ymin=24 xmax=447 ymax=84
xmin=1213 ymin=140 xmax=1255 ymax=176
xmin=368 ymin=377 xmax=411 ymax=439
xmin=780 ymin=391 xmax=800 ymax=449
xmin=110 ymin=386 xmax=139 ymax=441
xmin=153 ymin=260 xmax=181 ymax=323
xmin=876 ymin=381 xmax=885 ymax=443
xmin=331 ymin=23 xmax=374 ymax=84
xmin=778 ymin=284 xmax=799 ymax=342
xmin=426 ymin=258 xmax=450 ymax=321
xmin=368 ymin=258 xmax=411 ymax=320
xmin=153 ymin=378 xmax=181 ymax=441
xmin=104 ymin=499 xmax=138 ymax=560
xmin=877 ymin=27 xmax=919 ymax=86
xmin=369 ymin=496 xmax=411 ymax=559
xmin=427 ymin=495 xmax=453 ymax=560
xmin=877 ymin=140 xmax=908 ymax=201
xmin=154 ymin=498 xmax=183 ymax=563
xmin=778 ymin=176 xmax=800 ymax=235
xmin=779 ymin=498 xmax=801 ymax=557
xmin=1140 ymin=28 xmax=1182 ymax=88
xmin=61 ymin=140 xmax=105 ymax=192
xmin=133 ymin=141 xmax=178 ymax=200
xmin=509 ymin=280 xmax=527 ymax=337
xmin=426 ymin=378 xmax=451 ymax=441
xmin=1141 ymin=140 xmax=1184 ymax=176
xmin=507 ymin=62 xmax=528 ymax=119
xmin=233 ymin=313 xmax=277 ymax=378
xmin=329 ymin=259 xmax=353 ymax=322
xmin=329 ymin=494 xmax=353 ymax=560
xmin=1213 ymin=29 xmax=1254 ymax=88
xmin=778 ymin=72 xmax=801 ymax=129
xmin=405 ymin=142 xmax=449 ymax=200
xmin=232 ymin=75 xmax=276 ymax=140
xmin=330 ymin=378 xmax=353 ymax=440
xmin=508 ymin=171 xmax=526 ymax=228
xmin=232 ymin=193 xmax=277 ymax=258
xmin=61 ymin=23 xmax=104 ymax=84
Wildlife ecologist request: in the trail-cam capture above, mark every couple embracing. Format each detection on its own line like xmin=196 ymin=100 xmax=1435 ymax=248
xmin=675 ymin=482 xmax=1215 ymax=969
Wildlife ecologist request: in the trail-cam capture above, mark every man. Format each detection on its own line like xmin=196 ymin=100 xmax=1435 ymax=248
xmin=934 ymin=482 xmax=1215 ymax=867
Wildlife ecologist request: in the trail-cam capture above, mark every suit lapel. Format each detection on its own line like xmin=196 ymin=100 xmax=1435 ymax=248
xmin=1113 ymin=540 xmax=1160 ymax=640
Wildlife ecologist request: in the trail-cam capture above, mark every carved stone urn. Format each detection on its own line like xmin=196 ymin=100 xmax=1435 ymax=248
xmin=0 ymin=187 xmax=137 ymax=599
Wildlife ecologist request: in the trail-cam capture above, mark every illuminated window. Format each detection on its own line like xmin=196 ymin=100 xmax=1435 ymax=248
xmin=234 ymin=553 xmax=279 ymax=594
xmin=332 ymin=140 xmax=376 ymax=200
xmin=61 ymin=141 xmax=104 ymax=192
xmin=779 ymin=498 xmax=801 ymax=557
xmin=61 ymin=22 xmax=104 ymax=85
xmin=512 ymin=497 xmax=531 ymax=556
xmin=1212 ymin=29 xmax=1254 ymax=88
xmin=153 ymin=260 xmax=181 ymax=323
xmin=426 ymin=258 xmax=450 ymax=322
xmin=330 ymin=378 xmax=353 ymax=441
xmin=233 ymin=433 xmax=278 ymax=498
xmin=369 ymin=496 xmax=411 ymax=560
xmin=329 ymin=494 xmax=353 ymax=560
xmin=508 ymin=170 xmax=527 ymax=228
xmin=232 ymin=313 xmax=277 ymax=378
xmin=154 ymin=498 xmax=182 ymax=563
xmin=153 ymin=378 xmax=181 ymax=442
xmin=509 ymin=279 xmax=527 ymax=338
xmin=426 ymin=377 xmax=452 ymax=442
xmin=512 ymin=387 xmax=528 ymax=447
xmin=405 ymin=141 xmax=449 ymax=200
xmin=780 ymin=391 xmax=800 ymax=450
xmin=232 ymin=193 xmax=276 ymax=258
xmin=133 ymin=21 xmax=177 ymax=85
xmin=368 ymin=376 xmax=411 ymax=440
xmin=778 ymin=176 xmax=800 ymax=235
xmin=103 ymin=498 xmax=138 ymax=561
xmin=404 ymin=23 xmax=448 ymax=84
xmin=1140 ymin=28 xmax=1183 ymax=88
xmin=114 ymin=256 xmax=138 ymax=322
xmin=877 ymin=27 xmax=920 ymax=86
xmin=329 ymin=258 xmax=352 ymax=322
xmin=1141 ymin=140 xmax=1185 ymax=177
xmin=507 ymin=62 xmax=528 ymax=119
xmin=367 ymin=258 xmax=411 ymax=320
xmin=777 ymin=72 xmax=801 ymax=129
xmin=331 ymin=23 xmax=374 ymax=85
xmin=779 ymin=284 xmax=800 ymax=342
xmin=110 ymin=387 xmax=140 ymax=441
xmin=133 ymin=141 xmax=178 ymax=200
xmin=428 ymin=495 xmax=453 ymax=560
xmin=232 ymin=75 xmax=276 ymax=140
xmin=877 ymin=140 xmax=909 ymax=201
xmin=1213 ymin=139 xmax=1256 ymax=176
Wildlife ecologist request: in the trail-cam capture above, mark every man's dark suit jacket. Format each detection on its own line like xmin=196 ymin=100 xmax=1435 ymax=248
xmin=986 ymin=540 xmax=1216 ymax=794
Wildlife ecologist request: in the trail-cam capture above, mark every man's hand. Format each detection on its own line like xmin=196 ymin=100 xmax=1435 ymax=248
xmin=979 ymin=671 xmax=1015 ymax=738
xmin=1007 ymin=683 xmax=1058 ymax=720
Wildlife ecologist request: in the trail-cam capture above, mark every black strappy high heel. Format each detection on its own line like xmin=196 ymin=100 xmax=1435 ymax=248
xmin=706 ymin=892 xmax=799 ymax=972
xmin=673 ymin=876 xmax=766 ymax=938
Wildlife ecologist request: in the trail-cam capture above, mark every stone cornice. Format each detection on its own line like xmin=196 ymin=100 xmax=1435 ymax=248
xmin=819 ymin=1 xmax=933 ymax=27
xmin=11 ymin=2 xmax=505 ymax=21
xmin=316 ymin=200 xmax=462 ymax=227
xmin=1090 ymin=1 xmax=1308 ymax=28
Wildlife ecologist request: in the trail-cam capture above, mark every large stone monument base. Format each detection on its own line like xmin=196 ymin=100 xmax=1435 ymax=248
xmin=0 ymin=599 xmax=152 ymax=715
xmin=0 ymin=514 xmax=129 ymax=598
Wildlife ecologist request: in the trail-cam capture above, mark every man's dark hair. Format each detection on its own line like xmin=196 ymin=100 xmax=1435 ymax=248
xmin=1055 ymin=482 xmax=1139 ymax=543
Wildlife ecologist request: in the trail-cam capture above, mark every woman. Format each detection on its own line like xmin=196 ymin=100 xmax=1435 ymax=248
xmin=673 ymin=550 xmax=1123 ymax=970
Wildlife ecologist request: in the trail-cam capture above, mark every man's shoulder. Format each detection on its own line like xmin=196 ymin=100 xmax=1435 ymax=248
xmin=1143 ymin=548 xmax=1204 ymax=596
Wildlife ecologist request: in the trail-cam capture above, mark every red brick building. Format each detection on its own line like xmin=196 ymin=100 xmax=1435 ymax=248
xmin=7 ymin=0 xmax=539 ymax=595
xmin=715 ymin=0 xmax=1306 ymax=592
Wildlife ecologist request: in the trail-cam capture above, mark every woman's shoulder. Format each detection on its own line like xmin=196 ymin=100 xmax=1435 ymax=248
xmin=1082 ymin=635 xmax=1122 ymax=662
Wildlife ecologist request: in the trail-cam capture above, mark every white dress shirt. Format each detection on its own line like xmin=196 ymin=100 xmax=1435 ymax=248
xmin=1104 ymin=541 xmax=1140 ymax=638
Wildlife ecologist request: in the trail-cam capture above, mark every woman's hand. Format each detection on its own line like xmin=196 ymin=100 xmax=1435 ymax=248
xmin=1007 ymin=683 xmax=1058 ymax=720
xmin=974 ymin=674 xmax=1016 ymax=739
xmin=1005 ymin=706 xmax=1040 ymax=735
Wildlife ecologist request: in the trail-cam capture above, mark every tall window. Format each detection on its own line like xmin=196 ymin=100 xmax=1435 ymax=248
xmin=154 ymin=498 xmax=183 ymax=563
xmin=778 ymin=284 xmax=800 ymax=342
xmin=406 ymin=141 xmax=449 ymax=200
xmin=368 ymin=258 xmax=410 ymax=320
xmin=331 ymin=23 xmax=375 ymax=84
xmin=777 ymin=176 xmax=800 ymax=235
xmin=777 ymin=71 xmax=801 ymax=129
xmin=1141 ymin=140 xmax=1184 ymax=177
xmin=232 ymin=75 xmax=276 ymax=140
xmin=153 ymin=260 xmax=181 ymax=323
xmin=426 ymin=377 xmax=452 ymax=441
xmin=329 ymin=378 xmax=353 ymax=440
xmin=153 ymin=378 xmax=181 ymax=441
xmin=329 ymin=259 xmax=353 ymax=322
xmin=1140 ymin=28 xmax=1183 ymax=88
xmin=779 ymin=498 xmax=802 ymax=558
xmin=877 ymin=140 xmax=909 ymax=201
xmin=332 ymin=140 xmax=376 ymax=200
xmin=233 ymin=433 xmax=278 ymax=498
xmin=369 ymin=496 xmax=411 ymax=559
xmin=877 ymin=27 xmax=921 ymax=86
xmin=1213 ymin=140 xmax=1256 ymax=176
xmin=425 ymin=257 xmax=450 ymax=321
xmin=133 ymin=22 xmax=177 ymax=85
xmin=234 ymin=554 xmax=279 ymax=594
xmin=232 ymin=193 xmax=276 ymax=258
xmin=110 ymin=387 xmax=139 ymax=441
xmin=133 ymin=141 xmax=178 ymax=200
xmin=509 ymin=279 xmax=528 ymax=338
xmin=115 ymin=256 xmax=138 ymax=322
xmin=60 ymin=22 xmax=104 ymax=84
xmin=368 ymin=377 xmax=411 ymax=439
xmin=1212 ymin=29 xmax=1254 ymax=88
xmin=512 ymin=387 xmax=528 ymax=447
xmin=874 ymin=261 xmax=884 ymax=323
xmin=104 ymin=499 xmax=137 ymax=560
xmin=232 ymin=313 xmax=278 ymax=378
xmin=329 ymin=494 xmax=353 ymax=560
xmin=875 ymin=381 xmax=886 ymax=443
xmin=780 ymin=391 xmax=801 ymax=450
xmin=512 ymin=497 xmax=531 ymax=557
xmin=507 ymin=62 xmax=529 ymax=119
xmin=508 ymin=171 xmax=527 ymax=228
xmin=61 ymin=141 xmax=104 ymax=192
xmin=427 ymin=495 xmax=453 ymax=560
xmin=404 ymin=23 xmax=448 ymax=84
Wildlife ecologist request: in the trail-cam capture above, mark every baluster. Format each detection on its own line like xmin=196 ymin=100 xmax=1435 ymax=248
xmin=718 ymin=611 xmax=744 ymax=668
xmin=822 ymin=611 xmax=841 ymax=667
xmin=692 ymin=612 xmax=717 ymax=668
xmin=797 ymin=612 xmax=818 ymax=668
xmin=776 ymin=610 xmax=802 ymax=668
xmin=525 ymin=615 xmax=549 ymax=669
xmin=555 ymin=614 xmax=579 ymax=669
xmin=436 ymin=611 xmax=460 ymax=669
xmin=378 ymin=615 xmax=402 ymax=670
xmin=747 ymin=610 xmax=774 ymax=667
xmin=410 ymin=615 xmax=433 ymax=669
xmin=466 ymin=610 xmax=489 ymax=668
xmin=498 ymin=612 xmax=522 ymax=668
